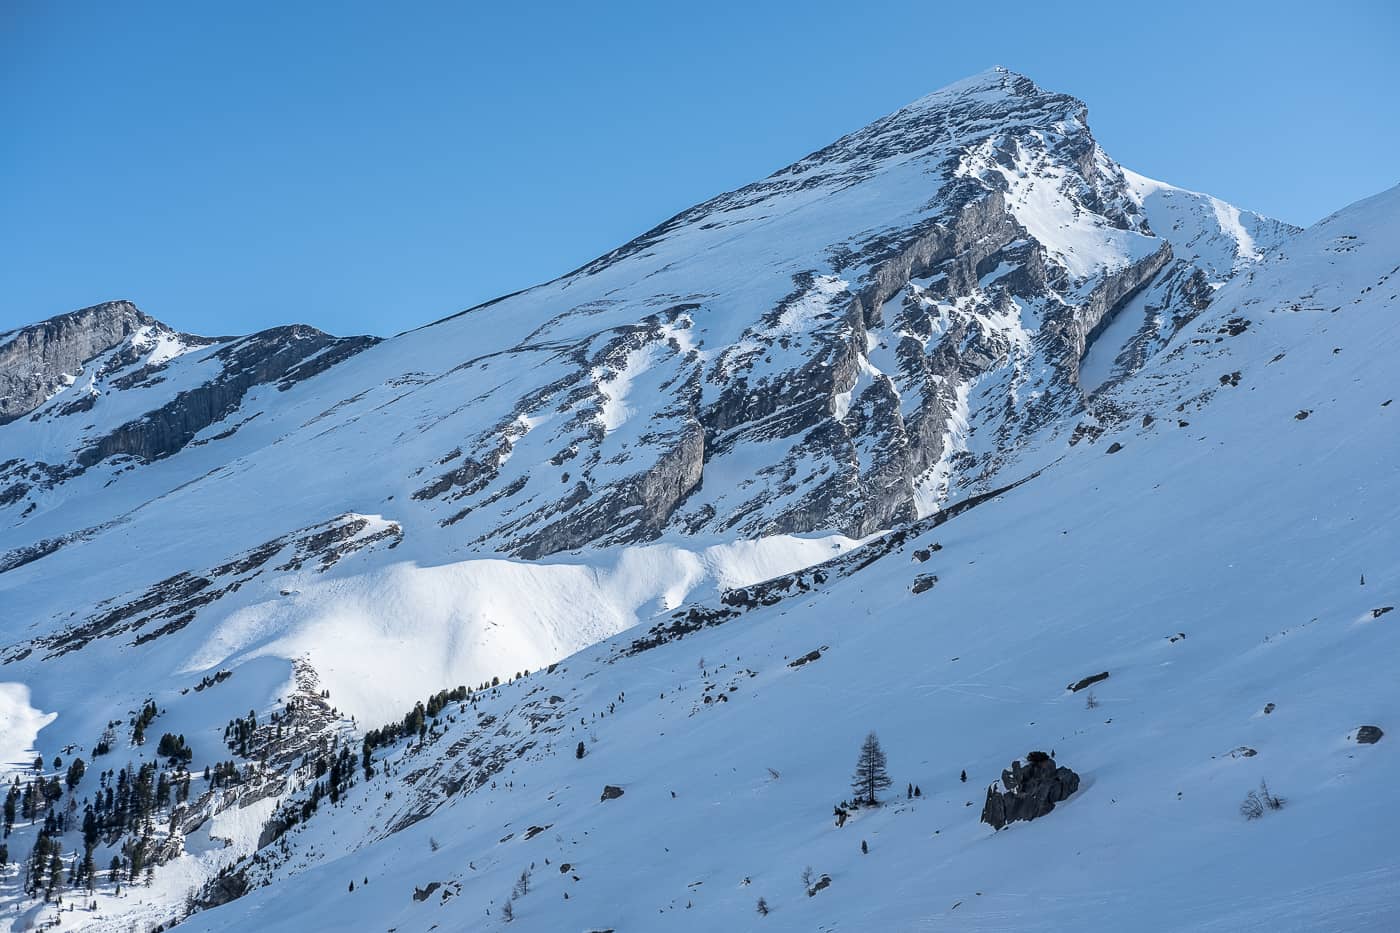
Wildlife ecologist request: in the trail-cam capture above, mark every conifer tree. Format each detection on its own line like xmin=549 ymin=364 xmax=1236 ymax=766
xmin=851 ymin=731 xmax=891 ymax=806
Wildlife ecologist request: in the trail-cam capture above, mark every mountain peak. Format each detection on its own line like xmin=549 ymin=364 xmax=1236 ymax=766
xmin=0 ymin=299 xmax=160 ymax=423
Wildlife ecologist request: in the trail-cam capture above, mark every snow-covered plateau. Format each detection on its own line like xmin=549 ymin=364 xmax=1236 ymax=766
xmin=0 ymin=68 xmax=1396 ymax=931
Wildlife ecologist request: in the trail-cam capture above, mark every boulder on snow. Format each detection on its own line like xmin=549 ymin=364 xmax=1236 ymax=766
xmin=980 ymin=751 xmax=1080 ymax=831
xmin=1355 ymin=725 xmax=1384 ymax=745
xmin=911 ymin=574 xmax=938 ymax=594
xmin=600 ymin=784 xmax=625 ymax=802
xmin=1067 ymin=671 xmax=1109 ymax=692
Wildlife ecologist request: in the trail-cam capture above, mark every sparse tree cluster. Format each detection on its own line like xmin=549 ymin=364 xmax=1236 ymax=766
xmin=224 ymin=710 xmax=259 ymax=757
xmin=157 ymin=732 xmax=194 ymax=764
xmin=131 ymin=700 xmax=159 ymax=745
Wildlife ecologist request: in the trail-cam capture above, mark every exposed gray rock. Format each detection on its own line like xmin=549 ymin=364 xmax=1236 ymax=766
xmin=980 ymin=751 xmax=1080 ymax=830
xmin=0 ymin=300 xmax=159 ymax=423
xmin=1356 ymin=725 xmax=1383 ymax=744
xmin=77 ymin=325 xmax=378 ymax=468
xmin=600 ymin=784 xmax=624 ymax=802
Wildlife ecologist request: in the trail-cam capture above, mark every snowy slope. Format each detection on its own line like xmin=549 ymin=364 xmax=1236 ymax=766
xmin=149 ymin=181 xmax=1398 ymax=933
xmin=5 ymin=70 xmax=1389 ymax=932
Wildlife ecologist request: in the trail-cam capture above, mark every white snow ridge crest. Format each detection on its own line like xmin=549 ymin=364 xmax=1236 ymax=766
xmin=1 ymin=69 xmax=1397 ymax=932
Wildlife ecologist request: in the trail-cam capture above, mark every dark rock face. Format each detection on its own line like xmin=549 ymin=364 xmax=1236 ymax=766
xmin=412 ymin=882 xmax=442 ymax=902
xmin=76 ymin=325 xmax=378 ymax=468
xmin=980 ymin=752 xmax=1080 ymax=830
xmin=0 ymin=303 xmax=378 ymax=526
xmin=0 ymin=300 xmax=156 ymax=423
xmin=195 ymin=869 xmax=250 ymax=910
xmin=1355 ymin=725 xmax=1384 ymax=744
xmin=911 ymin=573 xmax=938 ymax=594
xmin=512 ymin=419 xmax=705 ymax=559
xmin=1068 ymin=671 xmax=1110 ymax=692
xmin=600 ymin=784 xmax=624 ymax=802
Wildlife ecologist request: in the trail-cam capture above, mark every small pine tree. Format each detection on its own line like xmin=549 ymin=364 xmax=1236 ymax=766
xmin=756 ymin=896 xmax=769 ymax=916
xmin=861 ymin=839 xmax=868 ymax=855
xmin=914 ymin=784 xmax=922 ymax=797
xmin=575 ymin=741 xmax=585 ymax=760
xmin=851 ymin=732 xmax=891 ymax=806
xmin=960 ymin=770 xmax=967 ymax=783
xmin=502 ymin=898 xmax=515 ymax=922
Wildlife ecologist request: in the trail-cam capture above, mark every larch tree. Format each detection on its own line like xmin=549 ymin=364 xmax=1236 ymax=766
xmin=851 ymin=731 xmax=891 ymax=806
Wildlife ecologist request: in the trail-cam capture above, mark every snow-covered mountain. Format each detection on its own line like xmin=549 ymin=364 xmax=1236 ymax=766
xmin=2 ymin=68 xmax=1396 ymax=931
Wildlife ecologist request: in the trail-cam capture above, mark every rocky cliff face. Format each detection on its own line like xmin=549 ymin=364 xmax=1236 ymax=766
xmin=0 ymin=306 xmax=377 ymax=521
xmin=0 ymin=300 xmax=168 ymax=423
xmin=74 ymin=324 xmax=377 ymax=467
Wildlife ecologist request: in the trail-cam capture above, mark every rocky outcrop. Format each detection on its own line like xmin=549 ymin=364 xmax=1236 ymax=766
xmin=1355 ymin=725 xmax=1384 ymax=744
xmin=0 ymin=300 xmax=157 ymax=423
xmin=1067 ymin=671 xmax=1110 ymax=692
xmin=980 ymin=751 xmax=1080 ymax=830
xmin=3 ymin=513 xmax=400 ymax=661
xmin=77 ymin=325 xmax=378 ymax=467
xmin=511 ymin=419 xmax=704 ymax=559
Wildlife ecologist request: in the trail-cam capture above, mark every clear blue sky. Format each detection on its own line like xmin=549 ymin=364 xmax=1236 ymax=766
xmin=3 ymin=0 xmax=1397 ymax=337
